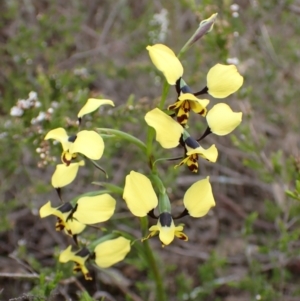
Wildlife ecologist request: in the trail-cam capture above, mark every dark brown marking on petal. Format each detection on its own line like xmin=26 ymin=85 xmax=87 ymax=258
xmin=62 ymin=153 xmax=71 ymax=166
xmin=55 ymin=218 xmax=65 ymax=231
xmin=187 ymin=161 xmax=198 ymax=173
xmin=168 ymin=103 xmax=178 ymax=111
xmin=178 ymin=234 xmax=188 ymax=241
xmin=182 ymin=101 xmax=191 ymax=113
xmin=85 ymin=273 xmax=93 ymax=281
xmin=73 ymin=263 xmax=81 ymax=272
xmin=198 ymin=109 xmax=205 ymax=116
xmin=159 ymin=212 xmax=172 ymax=227
xmin=177 ymin=114 xmax=188 ymax=125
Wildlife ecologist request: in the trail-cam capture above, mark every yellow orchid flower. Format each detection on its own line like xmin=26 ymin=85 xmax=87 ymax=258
xmin=59 ymin=237 xmax=131 ymax=280
xmin=168 ymin=93 xmax=209 ymax=125
xmin=144 ymin=108 xmax=184 ymax=149
xmin=39 ymin=201 xmax=86 ymax=237
xmin=176 ymin=137 xmax=218 ymax=173
xmin=206 ymin=103 xmax=242 ymax=135
xmin=147 ymin=212 xmax=188 ymax=246
xmin=94 ymin=237 xmax=131 ymax=268
xmin=45 ymin=128 xmax=104 ymax=166
xmin=39 ymin=194 xmax=116 ymax=236
xmin=59 ymin=246 xmax=92 ymax=280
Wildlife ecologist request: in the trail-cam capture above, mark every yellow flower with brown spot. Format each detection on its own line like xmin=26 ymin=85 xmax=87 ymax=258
xmin=39 ymin=194 xmax=116 ymax=237
xmin=40 ymin=201 xmax=85 ymax=237
xmin=176 ymin=137 xmax=218 ymax=173
xmin=147 ymin=212 xmax=188 ymax=246
xmin=168 ymin=93 xmax=209 ymax=125
xmin=59 ymin=237 xmax=131 ymax=280
xmin=45 ymin=128 xmax=104 ymax=166
xmin=59 ymin=246 xmax=92 ymax=280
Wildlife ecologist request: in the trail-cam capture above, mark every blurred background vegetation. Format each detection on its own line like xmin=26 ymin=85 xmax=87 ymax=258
xmin=1 ymin=0 xmax=300 ymax=300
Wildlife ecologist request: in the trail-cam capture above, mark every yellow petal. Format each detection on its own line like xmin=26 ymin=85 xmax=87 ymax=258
xmin=39 ymin=201 xmax=64 ymax=220
xmin=64 ymin=219 xmax=86 ymax=236
xmin=207 ymin=64 xmax=243 ymax=98
xmin=73 ymin=194 xmax=116 ymax=224
xmin=78 ymin=98 xmax=115 ymax=119
xmin=146 ymin=44 xmax=184 ymax=85
xmin=59 ymin=245 xmax=75 ymax=263
xmin=206 ymin=103 xmax=242 ymax=135
xmin=45 ymin=127 xmax=70 ymax=151
xmin=145 ymin=108 xmax=183 ymax=149
xmin=59 ymin=246 xmax=91 ymax=280
xmin=94 ymin=237 xmax=131 ymax=268
xmin=70 ymin=130 xmax=104 ymax=160
xmin=51 ymin=161 xmax=85 ymax=188
xmin=183 ymin=177 xmax=215 ymax=217
xmin=187 ymin=144 xmax=218 ymax=162
xmin=123 ymin=171 xmax=158 ymax=217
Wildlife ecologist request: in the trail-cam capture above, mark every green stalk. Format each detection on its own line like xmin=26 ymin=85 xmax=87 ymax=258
xmin=140 ymin=217 xmax=166 ymax=301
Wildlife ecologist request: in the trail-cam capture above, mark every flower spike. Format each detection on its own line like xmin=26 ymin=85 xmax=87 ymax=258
xmin=59 ymin=246 xmax=92 ymax=280
xmin=168 ymin=93 xmax=209 ymax=125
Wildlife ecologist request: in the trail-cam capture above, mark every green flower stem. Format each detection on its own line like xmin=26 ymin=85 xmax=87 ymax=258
xmin=140 ymin=216 xmax=166 ymax=301
xmin=159 ymin=80 xmax=170 ymax=110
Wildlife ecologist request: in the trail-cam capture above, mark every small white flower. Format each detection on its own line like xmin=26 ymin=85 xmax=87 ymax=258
xmin=10 ymin=106 xmax=24 ymax=117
